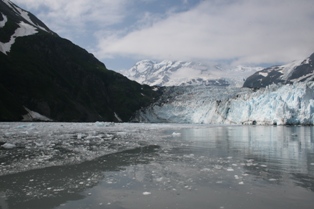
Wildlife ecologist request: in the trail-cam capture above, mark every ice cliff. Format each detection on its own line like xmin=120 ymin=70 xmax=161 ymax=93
xmin=133 ymin=81 xmax=314 ymax=125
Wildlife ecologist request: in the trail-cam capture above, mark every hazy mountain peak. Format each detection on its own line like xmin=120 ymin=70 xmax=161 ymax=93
xmin=123 ymin=60 xmax=262 ymax=87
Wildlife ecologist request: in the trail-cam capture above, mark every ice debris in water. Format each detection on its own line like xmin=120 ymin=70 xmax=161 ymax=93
xmin=226 ymin=168 xmax=234 ymax=172
xmin=143 ymin=192 xmax=151 ymax=195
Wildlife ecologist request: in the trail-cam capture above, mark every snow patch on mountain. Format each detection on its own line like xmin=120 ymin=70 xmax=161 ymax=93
xmin=0 ymin=13 xmax=7 ymax=28
xmin=2 ymin=0 xmax=37 ymax=27
xmin=0 ymin=21 xmax=37 ymax=54
xmin=22 ymin=107 xmax=53 ymax=122
xmin=279 ymin=58 xmax=307 ymax=80
xmin=123 ymin=60 xmax=262 ymax=87
xmin=0 ymin=0 xmax=54 ymax=55
xmin=133 ymin=81 xmax=314 ymax=125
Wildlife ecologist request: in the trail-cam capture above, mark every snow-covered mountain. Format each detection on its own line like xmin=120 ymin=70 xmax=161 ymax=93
xmin=243 ymin=53 xmax=314 ymax=88
xmin=123 ymin=60 xmax=262 ymax=87
xmin=133 ymin=81 xmax=314 ymax=125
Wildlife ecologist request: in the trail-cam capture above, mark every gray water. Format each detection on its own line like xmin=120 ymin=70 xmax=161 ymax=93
xmin=1 ymin=124 xmax=314 ymax=209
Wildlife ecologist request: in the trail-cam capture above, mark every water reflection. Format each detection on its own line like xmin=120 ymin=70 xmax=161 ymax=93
xmin=1 ymin=125 xmax=314 ymax=209
xmin=178 ymin=126 xmax=314 ymax=189
xmin=0 ymin=145 xmax=160 ymax=209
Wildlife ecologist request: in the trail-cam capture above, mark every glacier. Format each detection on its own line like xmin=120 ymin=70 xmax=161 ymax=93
xmin=133 ymin=81 xmax=314 ymax=125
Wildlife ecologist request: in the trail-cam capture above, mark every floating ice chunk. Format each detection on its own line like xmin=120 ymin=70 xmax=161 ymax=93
xmin=200 ymin=168 xmax=211 ymax=172
xmin=184 ymin=154 xmax=195 ymax=158
xmin=269 ymin=179 xmax=277 ymax=182
xmin=77 ymin=133 xmax=83 ymax=140
xmin=234 ymin=175 xmax=239 ymax=180
xmin=226 ymin=168 xmax=234 ymax=172
xmin=172 ymin=132 xmax=181 ymax=137
xmin=310 ymin=163 xmax=314 ymax=166
xmin=156 ymin=177 xmax=163 ymax=182
xmin=95 ymin=121 xmax=115 ymax=127
xmin=53 ymin=188 xmax=65 ymax=192
xmin=35 ymin=142 xmax=44 ymax=147
xmin=216 ymin=181 xmax=223 ymax=184
xmin=95 ymin=121 xmax=105 ymax=127
xmin=143 ymin=192 xmax=151 ymax=195
xmin=239 ymin=181 xmax=244 ymax=185
xmin=1 ymin=143 xmax=16 ymax=149
xmin=214 ymin=165 xmax=223 ymax=170
xmin=260 ymin=165 xmax=268 ymax=168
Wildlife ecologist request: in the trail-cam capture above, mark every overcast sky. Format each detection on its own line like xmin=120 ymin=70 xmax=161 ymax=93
xmin=13 ymin=0 xmax=314 ymax=71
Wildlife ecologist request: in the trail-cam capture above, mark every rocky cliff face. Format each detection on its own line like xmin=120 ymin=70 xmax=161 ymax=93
xmin=0 ymin=0 xmax=160 ymax=121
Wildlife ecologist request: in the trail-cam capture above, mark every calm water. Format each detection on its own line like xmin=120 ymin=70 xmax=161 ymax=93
xmin=1 ymin=125 xmax=314 ymax=209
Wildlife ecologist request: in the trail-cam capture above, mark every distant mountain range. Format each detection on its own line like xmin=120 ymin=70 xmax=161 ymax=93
xmin=122 ymin=60 xmax=262 ymax=87
xmin=124 ymin=53 xmax=314 ymax=89
xmin=0 ymin=0 xmax=160 ymax=122
xmin=243 ymin=53 xmax=314 ymax=88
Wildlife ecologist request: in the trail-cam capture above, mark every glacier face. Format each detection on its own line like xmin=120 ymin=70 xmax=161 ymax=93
xmin=123 ymin=60 xmax=262 ymax=87
xmin=133 ymin=81 xmax=314 ymax=125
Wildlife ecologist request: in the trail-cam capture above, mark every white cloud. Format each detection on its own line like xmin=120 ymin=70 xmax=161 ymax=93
xmin=95 ymin=0 xmax=314 ymax=65
xmin=12 ymin=0 xmax=129 ymax=46
xmin=11 ymin=0 xmax=314 ymax=68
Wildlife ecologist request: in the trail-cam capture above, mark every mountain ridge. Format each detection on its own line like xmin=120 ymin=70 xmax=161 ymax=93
xmin=122 ymin=60 xmax=263 ymax=87
xmin=243 ymin=53 xmax=314 ymax=88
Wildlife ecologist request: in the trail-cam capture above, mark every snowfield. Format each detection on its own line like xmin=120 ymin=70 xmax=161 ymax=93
xmin=134 ymin=81 xmax=314 ymax=125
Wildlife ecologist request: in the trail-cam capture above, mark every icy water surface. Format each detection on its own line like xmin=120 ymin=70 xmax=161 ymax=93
xmin=1 ymin=123 xmax=314 ymax=209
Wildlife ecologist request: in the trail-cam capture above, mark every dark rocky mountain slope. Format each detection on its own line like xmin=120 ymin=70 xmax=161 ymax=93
xmin=0 ymin=0 xmax=160 ymax=121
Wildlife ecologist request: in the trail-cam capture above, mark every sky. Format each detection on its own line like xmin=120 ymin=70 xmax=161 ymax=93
xmin=12 ymin=0 xmax=314 ymax=71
